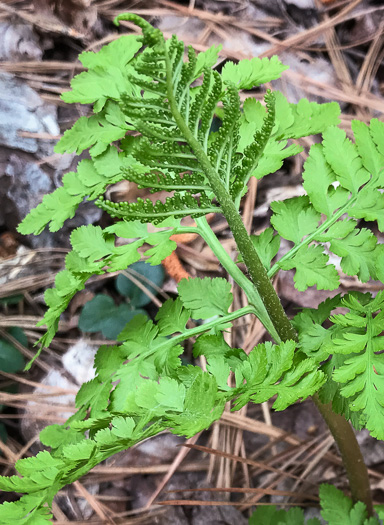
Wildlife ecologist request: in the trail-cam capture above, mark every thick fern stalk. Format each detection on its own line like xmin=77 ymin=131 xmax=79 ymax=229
xmin=313 ymin=394 xmax=373 ymax=516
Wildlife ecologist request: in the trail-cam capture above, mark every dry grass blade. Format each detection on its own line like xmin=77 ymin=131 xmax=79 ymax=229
xmin=285 ymin=69 xmax=384 ymax=113
xmin=0 ymin=276 xmax=55 ymax=298
xmin=89 ymin=462 xmax=208 ymax=478
xmin=0 ymin=413 xmax=67 ymax=422
xmin=144 ymin=432 xmax=202 ymax=508
xmin=290 ymin=435 xmax=335 ymax=495
xmin=0 ymin=370 xmax=76 ymax=392
xmin=183 ymin=443 xmax=316 ymax=484
xmin=220 ymin=410 xmax=300 ymax=445
xmin=261 ymin=0 xmax=364 ymax=56
xmin=158 ymin=499 xmax=316 ymax=507
xmin=165 ymin=486 xmax=319 ymax=501
xmin=0 ymin=315 xmax=45 ymax=329
xmin=74 ymin=481 xmax=116 ymax=524
xmin=0 ymin=0 xmax=87 ymax=38
xmin=356 ymin=21 xmax=384 ymax=93
xmin=0 ymin=61 xmax=84 ymax=73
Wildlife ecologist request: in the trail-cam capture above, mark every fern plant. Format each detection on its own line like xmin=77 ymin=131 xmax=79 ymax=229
xmin=1 ymin=13 xmax=384 ymax=522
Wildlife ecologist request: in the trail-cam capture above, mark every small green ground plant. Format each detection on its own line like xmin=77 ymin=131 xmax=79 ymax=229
xmin=249 ymin=485 xmax=384 ymax=524
xmin=1 ymin=13 xmax=384 ymax=523
xmin=0 ymin=299 xmax=26 ymax=445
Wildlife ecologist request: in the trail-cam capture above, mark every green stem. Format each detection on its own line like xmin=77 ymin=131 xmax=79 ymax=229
xmin=174 ymin=221 xmax=280 ymax=341
xmin=313 ymin=394 xmax=373 ymax=516
xmin=164 ymin=50 xmax=296 ymax=344
xmin=268 ymin=195 xmax=358 ymax=278
xmin=196 ymin=217 xmax=280 ymax=342
xmin=167 ymin=305 xmax=256 ymax=347
xmin=137 ymin=305 xmax=257 ymax=363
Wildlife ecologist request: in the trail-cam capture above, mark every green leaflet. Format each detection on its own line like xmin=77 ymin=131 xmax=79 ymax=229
xmin=155 ymin=297 xmax=190 ymax=335
xmin=61 ymin=35 xmax=142 ymax=108
xmin=71 ymin=225 xmax=114 ymax=260
xmin=302 ymin=144 xmax=348 ymax=217
xmin=279 ymin=245 xmax=339 ymax=292
xmin=231 ymin=340 xmax=324 ymax=410
xmin=252 ymin=140 xmax=302 ymax=180
xmin=352 ymin=119 xmax=384 ymax=178
xmin=320 ymin=484 xmax=380 ymax=525
xmin=270 ymin=196 xmax=321 ymax=244
xmin=278 ymin=97 xmax=341 ymax=140
xmin=178 ymin=277 xmax=232 ymax=319
xmin=221 ymin=55 xmax=288 ymax=89
xmin=323 ymin=126 xmax=370 ymax=194
xmin=270 ymin=118 xmax=384 ymax=291
xmin=17 ymin=187 xmax=83 ymax=235
xmin=330 ymin=229 xmax=377 ymax=282
xmin=194 ymin=44 xmax=222 ymax=77
xmin=347 ymin=184 xmax=384 ymax=233
xmin=78 ymin=35 xmax=143 ymax=71
xmin=55 ymin=112 xmax=129 ymax=156
xmin=237 ymin=227 xmax=280 ymax=270
xmin=18 ymin=154 xmax=125 ymax=235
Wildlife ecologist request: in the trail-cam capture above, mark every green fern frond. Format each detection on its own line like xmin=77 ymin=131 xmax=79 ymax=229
xmin=198 ymin=71 xmax=223 ymax=148
xmin=188 ymin=68 xmax=215 ymax=135
xmin=95 ymin=193 xmax=220 ymax=225
xmin=122 ymin=166 xmax=210 ymax=193
xmin=132 ymin=138 xmax=201 ymax=173
xmin=17 ymin=13 xmax=346 ymax=354
xmin=208 ymin=82 xmax=241 ymax=188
